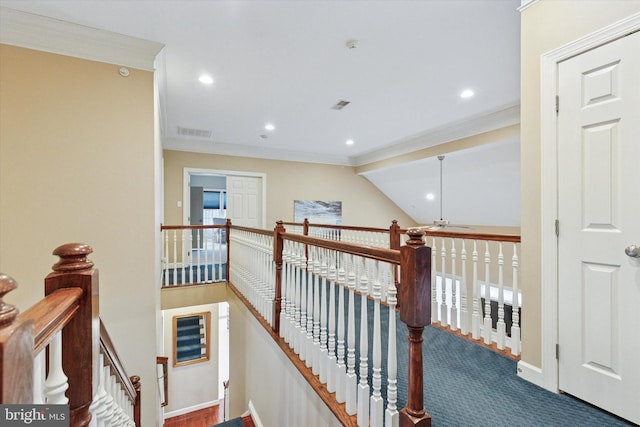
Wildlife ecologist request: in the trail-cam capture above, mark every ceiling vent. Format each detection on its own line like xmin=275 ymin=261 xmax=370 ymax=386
xmin=177 ymin=126 xmax=212 ymax=139
xmin=331 ymin=100 xmax=351 ymax=110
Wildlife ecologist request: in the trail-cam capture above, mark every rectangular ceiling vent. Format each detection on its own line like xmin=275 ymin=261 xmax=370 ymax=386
xmin=177 ymin=126 xmax=212 ymax=139
xmin=331 ymin=100 xmax=351 ymax=110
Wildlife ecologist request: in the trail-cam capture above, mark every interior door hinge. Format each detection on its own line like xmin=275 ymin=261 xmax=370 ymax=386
xmin=556 ymin=343 xmax=559 ymax=360
xmin=555 ymin=95 xmax=559 ymax=114
xmin=555 ymin=219 xmax=559 ymax=237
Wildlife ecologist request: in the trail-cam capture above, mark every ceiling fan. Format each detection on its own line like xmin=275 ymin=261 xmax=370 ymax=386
xmin=424 ymin=155 xmax=472 ymax=231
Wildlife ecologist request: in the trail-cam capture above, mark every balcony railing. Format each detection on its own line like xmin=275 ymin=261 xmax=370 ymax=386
xmin=285 ymin=220 xmax=522 ymax=357
xmin=161 ymin=218 xmax=522 ymax=426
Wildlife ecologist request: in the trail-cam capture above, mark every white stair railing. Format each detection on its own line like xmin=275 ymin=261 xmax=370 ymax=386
xmin=232 ymin=227 xmax=406 ymax=426
xmin=161 ymin=225 xmax=227 ymax=286
xmin=424 ymin=232 xmax=522 ymax=356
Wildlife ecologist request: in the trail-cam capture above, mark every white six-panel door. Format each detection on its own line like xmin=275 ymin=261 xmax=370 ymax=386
xmin=226 ymin=175 xmax=262 ymax=227
xmin=557 ymin=31 xmax=640 ymax=425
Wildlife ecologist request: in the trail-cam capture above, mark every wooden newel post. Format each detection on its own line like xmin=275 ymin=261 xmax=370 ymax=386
xmin=398 ymin=228 xmax=432 ymax=427
xmin=0 ymin=273 xmax=34 ymax=403
xmin=45 ymin=243 xmax=99 ymax=427
xmin=389 ymin=220 xmax=401 ymax=251
xmin=273 ymin=221 xmax=285 ymax=334
xmin=131 ymin=375 xmax=142 ymax=427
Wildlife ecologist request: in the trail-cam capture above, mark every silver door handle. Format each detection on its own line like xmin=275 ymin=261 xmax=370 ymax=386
xmin=625 ymin=244 xmax=640 ymax=258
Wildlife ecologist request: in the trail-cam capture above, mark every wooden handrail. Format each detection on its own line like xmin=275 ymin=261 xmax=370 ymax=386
xmin=282 ymin=219 xmax=392 ymax=234
xmin=161 ymin=224 xmax=226 ymax=230
xmin=100 ymin=319 xmax=137 ymax=402
xmin=230 ymin=224 xmax=274 ymax=236
xmin=19 ymin=288 xmax=83 ymax=354
xmin=280 ymin=232 xmax=401 ymax=265
xmin=411 ymin=228 xmax=521 ymax=243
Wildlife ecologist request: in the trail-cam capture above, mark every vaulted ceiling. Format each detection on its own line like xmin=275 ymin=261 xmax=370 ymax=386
xmin=0 ymin=0 xmax=522 ymax=226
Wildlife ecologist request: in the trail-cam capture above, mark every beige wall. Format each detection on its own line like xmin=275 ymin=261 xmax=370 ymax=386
xmin=163 ymin=150 xmax=418 ymax=230
xmin=0 ymin=45 xmax=160 ymax=425
xmin=227 ymin=290 xmax=343 ymax=426
xmin=520 ymin=1 xmax=640 ymax=367
xmin=162 ymin=303 xmax=219 ymax=414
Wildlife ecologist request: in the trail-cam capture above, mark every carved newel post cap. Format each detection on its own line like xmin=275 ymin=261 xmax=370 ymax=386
xmin=0 ymin=273 xmax=19 ymax=327
xmin=406 ymin=228 xmax=426 ymax=246
xmin=52 ymin=243 xmax=94 ymax=272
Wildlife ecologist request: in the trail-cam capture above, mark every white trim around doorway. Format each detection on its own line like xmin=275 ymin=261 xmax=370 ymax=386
xmin=183 ymin=167 xmax=267 ymax=228
xmin=528 ymin=12 xmax=640 ymax=393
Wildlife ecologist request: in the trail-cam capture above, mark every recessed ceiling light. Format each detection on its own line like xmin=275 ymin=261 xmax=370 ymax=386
xmin=426 ymin=193 xmax=435 ymax=200
xmin=199 ymin=74 xmax=214 ymax=85
xmin=460 ymin=89 xmax=474 ymax=98
xmin=265 ymin=123 xmax=275 ymax=131
xmin=346 ymin=139 xmax=355 ymax=146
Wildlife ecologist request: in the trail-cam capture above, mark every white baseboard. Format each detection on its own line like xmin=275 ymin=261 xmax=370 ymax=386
xmin=163 ymin=399 xmax=220 ymax=418
xmin=517 ymin=360 xmax=545 ymax=388
xmin=245 ymin=400 xmax=264 ymax=427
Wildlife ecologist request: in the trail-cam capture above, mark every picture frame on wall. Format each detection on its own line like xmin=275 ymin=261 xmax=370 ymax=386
xmin=294 ymin=200 xmax=342 ymax=225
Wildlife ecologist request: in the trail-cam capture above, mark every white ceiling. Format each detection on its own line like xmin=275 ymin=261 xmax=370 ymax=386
xmin=0 ymin=0 xmax=522 ymax=226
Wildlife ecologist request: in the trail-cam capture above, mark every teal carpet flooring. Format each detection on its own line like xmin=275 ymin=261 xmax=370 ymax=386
xmin=346 ymin=293 xmax=635 ymax=427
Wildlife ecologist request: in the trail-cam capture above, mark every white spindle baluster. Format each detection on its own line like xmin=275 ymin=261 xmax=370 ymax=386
xmin=312 ymin=247 xmax=321 ymax=375
xmin=496 ymin=243 xmax=506 ymax=349
xmin=345 ymin=255 xmax=357 ymax=415
xmin=460 ymin=240 xmax=469 ymax=335
xmin=440 ymin=238 xmax=448 ymax=327
xmin=33 ymin=352 xmax=45 ymax=404
xmin=196 ymin=230 xmax=202 ymax=283
xmin=357 ymin=258 xmax=370 ymax=427
xmin=280 ymin=241 xmax=289 ymax=340
xmin=431 ymin=237 xmax=438 ymax=323
xmin=385 ymin=264 xmax=399 ymax=427
xmin=327 ymin=251 xmax=337 ymax=393
xmin=450 ymin=239 xmax=458 ymax=331
xmin=319 ymin=249 xmax=329 ymax=384
xmin=90 ymin=354 xmax=109 ymax=427
xmin=299 ymin=243 xmax=308 ymax=360
xmin=511 ymin=244 xmax=521 ymax=356
xmin=180 ymin=229 xmax=186 ymax=285
xmin=335 ymin=253 xmax=347 ymax=404
xmin=305 ymin=247 xmax=314 ymax=368
xmin=102 ymin=365 xmax=115 ymax=426
xmin=43 ymin=333 xmax=69 ymax=404
xmin=472 ymin=241 xmax=480 ymax=339
xmin=163 ymin=231 xmax=169 ymax=286
xmin=289 ymin=243 xmax=298 ymax=350
xmin=172 ymin=230 xmax=177 ymax=285
xmin=110 ymin=376 xmax=125 ymax=427
xmin=483 ymin=241 xmax=493 ymax=345
xmin=370 ymin=262 xmax=383 ymax=427
xmin=289 ymin=241 xmax=296 ymax=343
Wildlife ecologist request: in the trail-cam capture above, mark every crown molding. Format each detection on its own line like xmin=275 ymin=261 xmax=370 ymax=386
xmin=164 ymin=103 xmax=521 ymax=168
xmin=163 ymin=137 xmax=353 ymax=167
xmin=351 ymin=103 xmax=521 ymax=167
xmin=517 ymin=0 xmax=540 ymax=13
xmin=0 ymin=7 xmax=164 ymax=71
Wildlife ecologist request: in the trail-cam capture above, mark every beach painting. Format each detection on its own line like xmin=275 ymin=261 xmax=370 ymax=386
xmin=294 ymin=200 xmax=342 ymax=225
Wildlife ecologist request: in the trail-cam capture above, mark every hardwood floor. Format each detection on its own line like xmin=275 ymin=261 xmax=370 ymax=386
xmin=163 ymin=403 xmax=254 ymax=427
xmin=163 ymin=404 xmax=221 ymax=427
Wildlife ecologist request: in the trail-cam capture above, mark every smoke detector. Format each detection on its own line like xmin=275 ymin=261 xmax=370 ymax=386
xmin=345 ymin=39 xmax=359 ymax=49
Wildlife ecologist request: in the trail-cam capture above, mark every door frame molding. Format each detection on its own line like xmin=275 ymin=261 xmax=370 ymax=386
xmin=183 ymin=167 xmax=267 ymax=227
xmin=530 ymin=13 xmax=640 ymax=393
